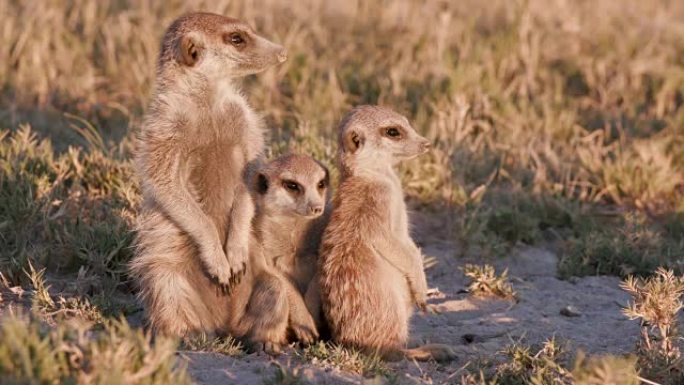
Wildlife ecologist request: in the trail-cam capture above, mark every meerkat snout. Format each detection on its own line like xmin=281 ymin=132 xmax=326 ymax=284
xmin=255 ymin=154 xmax=329 ymax=219
xmin=309 ymin=204 xmax=324 ymax=216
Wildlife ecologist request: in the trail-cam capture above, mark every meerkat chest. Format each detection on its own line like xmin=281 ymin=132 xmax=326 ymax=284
xmin=186 ymin=102 xmax=263 ymax=210
xmin=210 ymin=85 xmax=262 ymax=148
xmin=187 ymin=144 xmax=244 ymax=222
xmin=260 ymin=220 xmax=309 ymax=281
xmin=263 ymin=236 xmax=299 ymax=279
xmin=386 ymin=180 xmax=409 ymax=236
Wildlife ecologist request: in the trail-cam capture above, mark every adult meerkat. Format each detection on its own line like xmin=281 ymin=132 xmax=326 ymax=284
xmin=130 ymin=12 xmax=287 ymax=336
xmin=227 ymin=154 xmax=329 ymax=354
xmin=319 ymin=106 xmax=456 ymax=362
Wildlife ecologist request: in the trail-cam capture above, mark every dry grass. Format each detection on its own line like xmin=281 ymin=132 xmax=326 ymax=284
xmin=263 ymin=364 xmax=308 ymax=385
xmin=462 ymin=264 xmax=517 ymax=300
xmin=460 ymin=343 xmax=641 ymax=385
xmin=180 ymin=334 xmax=244 ymax=357
xmin=1 ymin=0 xmax=684 ymax=382
xmin=621 ymin=268 xmax=684 ymax=384
xmin=299 ymin=341 xmax=390 ymax=377
xmin=571 ymin=353 xmax=639 ymax=385
xmin=493 ymin=338 xmax=572 ymax=385
xmin=1 ymin=0 xmax=682 ymax=269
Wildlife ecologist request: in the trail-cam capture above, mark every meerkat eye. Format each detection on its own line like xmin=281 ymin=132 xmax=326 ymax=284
xmin=283 ymin=180 xmax=300 ymax=192
xmin=385 ymin=127 xmax=402 ymax=138
xmin=317 ymin=180 xmax=327 ymax=189
xmin=227 ymin=32 xmax=245 ymax=46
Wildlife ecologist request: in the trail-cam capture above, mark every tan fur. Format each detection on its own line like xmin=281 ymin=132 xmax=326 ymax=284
xmin=232 ymin=154 xmax=330 ymax=353
xmin=319 ymin=106 xmax=456 ymax=362
xmin=129 ymin=12 xmax=287 ymax=337
xmin=226 ymin=245 xmax=290 ymax=353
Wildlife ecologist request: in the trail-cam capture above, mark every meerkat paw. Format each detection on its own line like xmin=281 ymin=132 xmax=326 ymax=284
xmin=290 ymin=318 xmax=319 ymax=345
xmin=225 ymin=244 xmax=248 ymax=278
xmin=202 ymin=244 xmax=235 ymax=293
xmin=414 ymin=292 xmax=429 ymax=313
xmin=413 ymin=283 xmax=430 ymax=313
xmin=253 ymin=341 xmax=282 ymax=356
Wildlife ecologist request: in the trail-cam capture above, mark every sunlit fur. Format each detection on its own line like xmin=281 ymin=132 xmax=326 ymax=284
xmin=129 ymin=12 xmax=287 ymax=337
xmin=319 ymin=105 xmax=456 ymax=362
xmin=228 ymin=154 xmax=330 ymax=353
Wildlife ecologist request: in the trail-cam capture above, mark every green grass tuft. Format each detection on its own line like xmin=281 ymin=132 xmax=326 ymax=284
xmin=0 ymin=312 xmax=190 ymax=385
xmin=559 ymin=213 xmax=684 ymax=278
xmin=181 ymin=334 xmax=244 ymax=357
xmin=299 ymin=341 xmax=390 ymax=377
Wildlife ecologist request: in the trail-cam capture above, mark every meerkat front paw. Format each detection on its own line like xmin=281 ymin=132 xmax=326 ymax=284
xmin=202 ymin=244 xmax=235 ymax=292
xmin=410 ymin=279 xmax=429 ymax=312
xmin=416 ymin=298 xmax=428 ymax=313
xmin=225 ymin=244 xmax=249 ymax=278
xmin=290 ymin=316 xmax=319 ymax=345
xmin=253 ymin=341 xmax=282 ymax=356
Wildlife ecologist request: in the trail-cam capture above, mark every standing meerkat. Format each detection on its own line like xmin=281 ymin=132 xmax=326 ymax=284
xmin=319 ymin=106 xmax=456 ymax=362
xmin=130 ymin=12 xmax=287 ymax=336
xmin=227 ymin=154 xmax=329 ymax=354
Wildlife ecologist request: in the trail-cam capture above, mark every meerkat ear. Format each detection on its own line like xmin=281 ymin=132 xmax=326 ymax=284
xmin=343 ymin=129 xmax=364 ymax=154
xmin=256 ymin=173 xmax=269 ymax=194
xmin=178 ymin=34 xmax=202 ymax=67
xmin=323 ymin=166 xmax=330 ymax=184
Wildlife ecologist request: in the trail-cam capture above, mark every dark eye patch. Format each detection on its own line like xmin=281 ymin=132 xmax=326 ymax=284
xmin=257 ymin=174 xmax=269 ymax=194
xmin=317 ymin=179 xmax=327 ymax=189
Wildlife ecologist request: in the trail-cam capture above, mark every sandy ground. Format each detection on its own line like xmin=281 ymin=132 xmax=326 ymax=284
xmin=0 ymin=215 xmax=641 ymax=385
xmin=180 ymin=236 xmax=640 ymax=384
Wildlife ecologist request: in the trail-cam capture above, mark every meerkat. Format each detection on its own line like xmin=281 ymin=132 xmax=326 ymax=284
xmin=318 ymin=106 xmax=456 ymax=362
xmin=129 ymin=12 xmax=287 ymax=337
xmin=253 ymin=154 xmax=330 ymax=294
xmin=226 ymin=154 xmax=329 ymax=354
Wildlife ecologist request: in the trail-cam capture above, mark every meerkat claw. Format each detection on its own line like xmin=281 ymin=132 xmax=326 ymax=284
xmin=263 ymin=342 xmax=281 ymax=356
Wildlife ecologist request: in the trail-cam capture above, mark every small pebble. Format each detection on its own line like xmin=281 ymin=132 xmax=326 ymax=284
xmin=560 ymin=305 xmax=581 ymax=317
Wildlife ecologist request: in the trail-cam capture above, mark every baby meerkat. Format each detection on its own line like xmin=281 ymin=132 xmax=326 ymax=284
xmin=319 ymin=106 xmax=456 ymax=362
xmin=227 ymin=154 xmax=329 ymax=354
xmin=130 ymin=12 xmax=287 ymax=337
xmin=254 ymin=154 xmax=330 ymax=293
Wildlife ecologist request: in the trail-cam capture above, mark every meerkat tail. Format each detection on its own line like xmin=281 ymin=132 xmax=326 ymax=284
xmin=403 ymin=344 xmax=457 ymax=362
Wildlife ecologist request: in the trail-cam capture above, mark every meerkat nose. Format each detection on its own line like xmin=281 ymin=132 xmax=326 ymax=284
xmin=309 ymin=205 xmax=323 ymax=215
xmin=277 ymin=48 xmax=288 ymax=63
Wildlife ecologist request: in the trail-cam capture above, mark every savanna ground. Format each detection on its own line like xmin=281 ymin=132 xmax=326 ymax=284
xmin=1 ymin=0 xmax=684 ymax=384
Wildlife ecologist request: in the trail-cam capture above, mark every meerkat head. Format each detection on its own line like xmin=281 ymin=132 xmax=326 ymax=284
xmin=255 ymin=154 xmax=330 ymax=219
xmin=337 ymin=105 xmax=431 ymax=172
xmin=159 ymin=12 xmax=287 ymax=79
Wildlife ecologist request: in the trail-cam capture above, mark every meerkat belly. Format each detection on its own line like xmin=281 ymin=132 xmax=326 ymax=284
xmin=374 ymin=250 xmax=413 ymax=313
xmin=331 ymin=248 xmax=408 ymax=348
xmin=189 ymin=141 xmax=245 ymax=235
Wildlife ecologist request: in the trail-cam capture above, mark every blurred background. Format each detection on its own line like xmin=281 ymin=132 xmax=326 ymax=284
xmin=1 ymin=0 xmax=683 ymax=291
xmin=1 ymin=2 xmax=684 ymax=383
